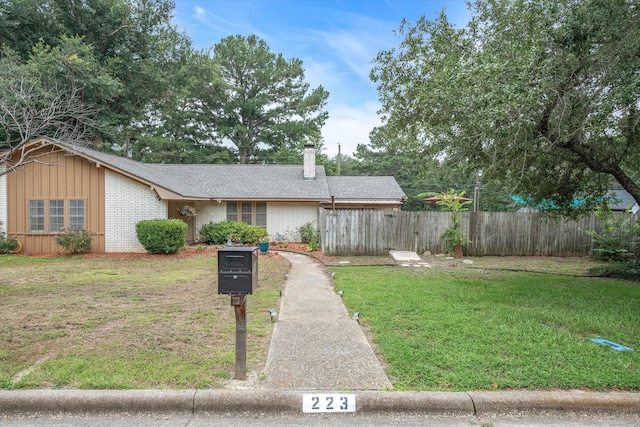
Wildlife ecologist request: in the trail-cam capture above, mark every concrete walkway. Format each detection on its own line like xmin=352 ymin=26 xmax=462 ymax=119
xmin=263 ymin=251 xmax=392 ymax=390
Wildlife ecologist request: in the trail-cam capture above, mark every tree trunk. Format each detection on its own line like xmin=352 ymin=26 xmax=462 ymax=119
xmin=238 ymin=146 xmax=252 ymax=164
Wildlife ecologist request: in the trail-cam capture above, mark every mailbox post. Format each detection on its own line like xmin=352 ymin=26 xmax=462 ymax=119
xmin=218 ymin=247 xmax=258 ymax=380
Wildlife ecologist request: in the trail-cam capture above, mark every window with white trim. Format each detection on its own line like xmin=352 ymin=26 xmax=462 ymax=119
xmin=29 ymin=200 xmax=45 ymax=233
xmin=28 ymin=199 xmax=86 ymax=233
xmin=49 ymin=199 xmax=65 ymax=233
xmin=69 ymin=200 xmax=85 ymax=230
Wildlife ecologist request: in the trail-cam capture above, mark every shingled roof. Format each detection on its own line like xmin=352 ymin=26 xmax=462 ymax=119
xmin=61 ymin=141 xmax=405 ymax=204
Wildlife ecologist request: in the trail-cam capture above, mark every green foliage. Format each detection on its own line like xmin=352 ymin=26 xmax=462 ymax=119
xmin=419 ymin=190 xmax=472 ymax=252
xmin=0 ymin=0 xmax=198 ymax=159
xmin=371 ymin=0 xmax=640 ymax=217
xmin=135 ymin=219 xmax=187 ymax=254
xmin=581 ymin=207 xmax=640 ymax=260
xmin=199 ymin=221 xmax=267 ymax=245
xmin=589 ymin=261 xmax=640 ymax=281
xmin=241 ymin=225 xmax=268 ymax=245
xmin=0 ymin=222 xmax=19 ymax=254
xmin=0 ymin=38 xmax=115 ymax=154
xmin=440 ymin=227 xmax=465 ymax=253
xmin=54 ymin=228 xmax=95 ymax=254
xmin=299 ymin=222 xmax=319 ymax=244
xmin=299 ymin=222 xmax=320 ymax=250
xmin=200 ymin=34 xmax=329 ymax=164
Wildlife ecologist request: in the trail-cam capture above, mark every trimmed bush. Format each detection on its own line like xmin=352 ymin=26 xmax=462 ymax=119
xmin=199 ymin=221 xmax=267 ymax=245
xmin=136 ymin=219 xmax=187 ymax=254
xmin=241 ymin=225 xmax=268 ymax=245
xmin=55 ymin=228 xmax=95 ymax=254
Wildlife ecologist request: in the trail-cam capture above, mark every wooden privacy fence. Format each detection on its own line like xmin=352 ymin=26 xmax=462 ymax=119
xmin=319 ymin=208 xmax=639 ymax=257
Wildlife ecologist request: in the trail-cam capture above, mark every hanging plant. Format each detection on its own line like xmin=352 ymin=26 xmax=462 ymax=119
xmin=177 ymin=205 xmax=197 ymax=218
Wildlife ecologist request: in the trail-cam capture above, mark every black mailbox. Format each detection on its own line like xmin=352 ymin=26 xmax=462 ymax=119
xmin=218 ymin=247 xmax=258 ymax=295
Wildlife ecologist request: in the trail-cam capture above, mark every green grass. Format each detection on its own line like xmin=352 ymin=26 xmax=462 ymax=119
xmin=331 ymin=266 xmax=640 ymax=391
xmin=0 ymin=253 xmax=287 ymax=389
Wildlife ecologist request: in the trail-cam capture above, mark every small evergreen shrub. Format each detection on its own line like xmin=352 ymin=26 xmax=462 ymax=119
xmin=0 ymin=221 xmax=19 ymax=254
xmin=136 ymin=219 xmax=187 ymax=254
xmin=199 ymin=221 xmax=266 ymax=245
xmin=55 ymin=228 xmax=95 ymax=254
xmin=299 ymin=222 xmax=319 ymax=244
xmin=241 ymin=226 xmax=268 ymax=245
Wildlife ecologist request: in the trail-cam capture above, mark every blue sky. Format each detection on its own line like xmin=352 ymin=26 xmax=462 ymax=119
xmin=172 ymin=0 xmax=471 ymax=157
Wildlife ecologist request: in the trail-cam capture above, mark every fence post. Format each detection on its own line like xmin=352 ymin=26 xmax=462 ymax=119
xmin=468 ymin=211 xmax=478 ymax=256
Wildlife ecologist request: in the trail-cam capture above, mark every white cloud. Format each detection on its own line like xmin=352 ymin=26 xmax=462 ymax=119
xmin=321 ymin=101 xmax=381 ymax=158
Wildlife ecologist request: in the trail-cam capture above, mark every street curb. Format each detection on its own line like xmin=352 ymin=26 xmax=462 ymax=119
xmin=1 ymin=390 xmax=638 ymax=416
xmin=469 ymin=390 xmax=640 ymax=416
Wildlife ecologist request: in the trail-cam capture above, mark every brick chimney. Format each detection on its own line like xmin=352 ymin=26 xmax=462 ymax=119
xmin=303 ymin=143 xmax=315 ymax=180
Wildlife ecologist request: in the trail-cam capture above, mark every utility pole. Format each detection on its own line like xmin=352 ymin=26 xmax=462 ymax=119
xmin=337 ymin=143 xmax=341 ymax=176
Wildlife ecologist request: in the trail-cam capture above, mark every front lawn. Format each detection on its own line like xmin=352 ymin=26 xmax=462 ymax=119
xmin=0 ymin=254 xmax=287 ymax=389
xmin=330 ymin=265 xmax=640 ymax=391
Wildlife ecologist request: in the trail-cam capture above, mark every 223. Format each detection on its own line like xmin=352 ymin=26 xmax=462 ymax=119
xmin=303 ymin=394 xmax=355 ymax=413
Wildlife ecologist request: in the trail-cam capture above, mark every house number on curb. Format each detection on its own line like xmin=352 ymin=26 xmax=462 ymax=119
xmin=302 ymin=394 xmax=356 ymax=413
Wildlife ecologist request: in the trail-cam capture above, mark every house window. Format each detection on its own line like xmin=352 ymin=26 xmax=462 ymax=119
xmin=241 ymin=202 xmax=252 ymax=224
xmin=49 ymin=199 xmax=65 ymax=233
xmin=69 ymin=199 xmax=85 ymax=230
xmin=28 ymin=199 xmax=87 ymax=234
xmin=226 ymin=202 xmax=267 ymax=226
xmin=226 ymin=203 xmax=238 ymax=222
xmin=255 ymin=202 xmax=266 ymax=227
xmin=29 ymin=200 xmax=45 ymax=233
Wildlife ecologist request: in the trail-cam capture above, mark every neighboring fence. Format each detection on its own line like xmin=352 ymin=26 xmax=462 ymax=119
xmin=319 ymin=208 xmax=639 ymax=257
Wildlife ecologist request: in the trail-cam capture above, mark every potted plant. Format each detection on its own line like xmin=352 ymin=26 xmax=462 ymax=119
xmin=177 ymin=204 xmax=197 ymax=219
xmin=259 ymin=235 xmax=270 ymax=253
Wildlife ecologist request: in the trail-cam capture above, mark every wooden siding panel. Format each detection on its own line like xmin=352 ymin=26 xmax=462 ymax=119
xmin=7 ymin=149 xmax=105 ymax=254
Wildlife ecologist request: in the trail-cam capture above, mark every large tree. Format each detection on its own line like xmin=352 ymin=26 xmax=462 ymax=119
xmin=0 ymin=0 xmax=195 ymax=156
xmin=371 ymin=0 xmax=640 ymax=215
xmin=199 ymin=35 xmax=329 ymax=164
xmin=0 ymin=37 xmax=120 ymax=176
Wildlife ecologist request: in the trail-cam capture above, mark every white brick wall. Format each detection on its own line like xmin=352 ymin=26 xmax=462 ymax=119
xmin=194 ymin=202 xmax=226 ymax=237
xmin=0 ymin=169 xmax=6 ymax=234
xmin=105 ymin=170 xmax=167 ymax=252
xmin=191 ymin=201 xmax=319 ymax=242
xmin=267 ymin=202 xmax=318 ymax=241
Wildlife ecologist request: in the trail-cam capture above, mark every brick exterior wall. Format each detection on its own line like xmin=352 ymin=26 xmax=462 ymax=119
xmin=194 ymin=202 xmax=226 ymax=237
xmin=192 ymin=201 xmax=318 ymax=242
xmin=0 ymin=170 xmax=6 ymax=234
xmin=267 ymin=202 xmax=318 ymax=241
xmin=105 ymin=170 xmax=167 ymax=252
